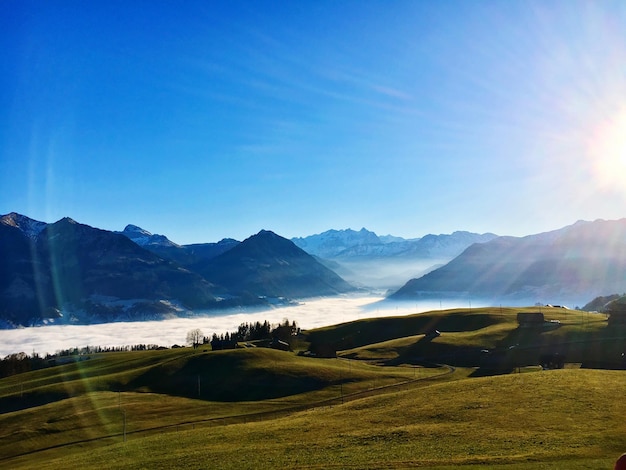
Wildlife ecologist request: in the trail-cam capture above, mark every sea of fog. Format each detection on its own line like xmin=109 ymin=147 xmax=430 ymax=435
xmin=0 ymin=295 xmax=493 ymax=357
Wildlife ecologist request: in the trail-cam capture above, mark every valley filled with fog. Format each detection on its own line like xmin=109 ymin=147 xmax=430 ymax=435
xmin=0 ymin=295 xmax=489 ymax=358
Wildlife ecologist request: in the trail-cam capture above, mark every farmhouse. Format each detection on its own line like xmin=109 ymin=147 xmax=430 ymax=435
xmin=517 ymin=312 xmax=545 ymax=327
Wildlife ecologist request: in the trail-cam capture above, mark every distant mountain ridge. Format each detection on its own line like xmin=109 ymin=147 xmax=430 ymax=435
xmin=6 ymin=212 xmax=624 ymax=326
xmin=391 ymin=218 xmax=626 ymax=305
xmin=292 ymin=228 xmax=497 ymax=259
xmin=0 ymin=213 xmax=353 ymax=327
xmin=292 ymin=227 xmax=498 ymax=290
xmin=292 ymin=228 xmax=383 ymax=259
xmin=117 ymin=225 xmax=240 ymax=267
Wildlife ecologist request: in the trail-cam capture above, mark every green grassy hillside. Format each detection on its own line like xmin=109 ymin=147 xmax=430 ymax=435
xmin=2 ymin=305 xmax=625 ymax=469
xmin=310 ymin=307 xmax=624 ymax=370
xmin=5 ymin=369 xmax=626 ymax=469
xmin=0 ymin=345 xmax=443 ymax=461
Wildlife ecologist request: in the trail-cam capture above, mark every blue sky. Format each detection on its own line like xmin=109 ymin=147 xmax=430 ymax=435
xmin=2 ymin=0 xmax=626 ymax=244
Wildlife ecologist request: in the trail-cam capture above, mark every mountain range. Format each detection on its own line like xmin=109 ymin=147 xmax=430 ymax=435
xmin=0 ymin=213 xmax=353 ymax=327
xmin=292 ymin=228 xmax=498 ymax=290
xmin=4 ymin=212 xmax=626 ymax=328
xmin=391 ymin=218 xmax=626 ymax=306
xmin=292 ymin=227 xmax=497 ymax=259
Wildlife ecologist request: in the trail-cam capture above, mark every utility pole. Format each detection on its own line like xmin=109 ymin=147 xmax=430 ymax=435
xmin=122 ymin=408 xmax=127 ymax=442
xmin=339 ymin=365 xmax=344 ymax=404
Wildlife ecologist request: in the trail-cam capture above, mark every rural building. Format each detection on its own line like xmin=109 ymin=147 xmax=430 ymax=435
xmin=517 ymin=312 xmax=545 ymax=327
xmin=270 ymin=338 xmax=291 ymax=351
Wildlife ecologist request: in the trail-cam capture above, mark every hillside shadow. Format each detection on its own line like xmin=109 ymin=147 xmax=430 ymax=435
xmin=468 ymin=319 xmax=626 ymax=376
xmin=126 ymin=353 xmax=328 ymax=402
xmin=469 ymin=324 xmax=559 ymax=377
xmin=388 ymin=331 xmax=486 ymax=368
xmin=0 ymin=390 xmax=70 ymax=414
xmin=307 ymin=311 xmax=499 ymax=353
xmin=388 ymin=320 xmax=566 ymax=375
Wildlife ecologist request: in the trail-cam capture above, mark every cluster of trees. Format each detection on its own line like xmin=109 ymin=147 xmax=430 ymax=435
xmin=0 ymin=352 xmax=48 ymax=378
xmin=55 ymin=344 xmax=168 ymax=355
xmin=214 ymin=318 xmax=298 ymax=343
xmin=2 ymin=319 xmax=302 ymax=378
xmin=186 ymin=319 xmax=300 ymax=350
xmin=0 ymin=344 xmax=170 ymax=378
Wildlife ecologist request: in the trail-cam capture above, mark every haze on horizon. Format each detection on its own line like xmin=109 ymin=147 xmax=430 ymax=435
xmin=2 ymin=1 xmax=626 ymax=244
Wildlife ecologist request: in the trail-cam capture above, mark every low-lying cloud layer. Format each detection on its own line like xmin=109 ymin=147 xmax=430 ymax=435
xmin=0 ymin=295 xmax=481 ymax=357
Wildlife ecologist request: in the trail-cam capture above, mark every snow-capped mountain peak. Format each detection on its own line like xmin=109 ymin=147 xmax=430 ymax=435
xmin=119 ymin=224 xmax=179 ymax=247
xmin=123 ymin=224 xmax=152 ymax=237
xmin=292 ymin=227 xmax=498 ymax=260
xmin=0 ymin=212 xmax=47 ymax=239
xmin=291 ymin=228 xmax=381 ymax=258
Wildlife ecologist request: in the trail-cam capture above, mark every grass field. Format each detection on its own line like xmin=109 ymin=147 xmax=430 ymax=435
xmin=1 ymin=306 xmax=625 ymax=469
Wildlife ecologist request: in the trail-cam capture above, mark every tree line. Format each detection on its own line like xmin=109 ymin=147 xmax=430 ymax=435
xmin=187 ymin=319 xmax=300 ymax=349
xmin=0 ymin=344 xmax=168 ymax=378
xmin=2 ymin=319 xmax=301 ymax=378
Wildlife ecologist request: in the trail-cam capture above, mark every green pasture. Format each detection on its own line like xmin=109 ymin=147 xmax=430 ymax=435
xmin=0 ymin=345 xmax=443 ymax=461
xmin=5 ymin=369 xmax=626 ymax=469
xmin=1 ymin=306 xmax=625 ymax=468
xmin=330 ymin=307 xmax=623 ymax=369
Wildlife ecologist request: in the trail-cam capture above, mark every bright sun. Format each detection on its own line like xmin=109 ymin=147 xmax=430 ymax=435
xmin=588 ymin=107 xmax=626 ymax=192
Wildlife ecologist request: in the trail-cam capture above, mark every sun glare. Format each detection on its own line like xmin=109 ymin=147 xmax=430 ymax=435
xmin=588 ymin=106 xmax=626 ymax=192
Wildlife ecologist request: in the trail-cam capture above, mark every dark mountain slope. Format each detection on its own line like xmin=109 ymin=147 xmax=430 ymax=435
xmin=0 ymin=215 xmax=220 ymax=326
xmin=391 ymin=219 xmax=626 ymax=304
xmin=197 ymin=230 xmax=354 ymax=299
xmin=37 ymin=218 xmax=218 ymax=308
xmin=0 ymin=219 xmax=52 ymax=325
xmin=1 ymin=214 xmax=356 ymax=326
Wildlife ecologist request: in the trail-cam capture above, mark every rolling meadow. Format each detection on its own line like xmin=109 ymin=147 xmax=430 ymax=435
xmin=1 ymin=306 xmax=625 ymax=469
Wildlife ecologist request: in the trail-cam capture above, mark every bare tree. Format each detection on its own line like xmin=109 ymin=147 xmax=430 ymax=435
xmin=186 ymin=328 xmax=204 ymax=349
